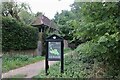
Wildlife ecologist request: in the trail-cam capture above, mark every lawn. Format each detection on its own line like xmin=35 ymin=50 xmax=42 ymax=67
xmin=2 ymin=53 xmax=44 ymax=73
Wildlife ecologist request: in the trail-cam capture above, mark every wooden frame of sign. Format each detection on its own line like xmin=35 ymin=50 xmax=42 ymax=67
xmin=45 ymin=34 xmax=64 ymax=75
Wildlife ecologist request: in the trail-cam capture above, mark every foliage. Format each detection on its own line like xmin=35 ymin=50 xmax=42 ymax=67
xmin=54 ymin=2 xmax=120 ymax=77
xmin=64 ymin=48 xmax=72 ymax=53
xmin=2 ymin=53 xmax=44 ymax=73
xmin=2 ymin=1 xmax=32 ymax=21
xmin=2 ymin=17 xmax=39 ymax=51
xmin=73 ymin=2 xmax=120 ymax=77
xmin=19 ymin=10 xmax=35 ymax=25
xmin=35 ymin=51 xmax=116 ymax=78
xmin=54 ymin=10 xmax=76 ymax=40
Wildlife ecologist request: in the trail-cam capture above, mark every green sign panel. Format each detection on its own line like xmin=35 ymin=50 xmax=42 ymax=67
xmin=48 ymin=42 xmax=61 ymax=60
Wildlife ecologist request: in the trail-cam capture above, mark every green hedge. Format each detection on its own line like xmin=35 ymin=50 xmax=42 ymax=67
xmin=2 ymin=17 xmax=39 ymax=51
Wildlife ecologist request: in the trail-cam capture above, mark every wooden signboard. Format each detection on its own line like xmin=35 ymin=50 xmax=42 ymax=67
xmin=45 ymin=34 xmax=64 ymax=75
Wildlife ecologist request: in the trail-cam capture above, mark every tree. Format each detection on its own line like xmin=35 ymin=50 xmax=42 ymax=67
xmin=54 ymin=10 xmax=76 ymax=40
xmin=18 ymin=10 xmax=35 ymax=25
xmin=54 ymin=2 xmax=120 ymax=77
xmin=2 ymin=0 xmax=32 ymax=21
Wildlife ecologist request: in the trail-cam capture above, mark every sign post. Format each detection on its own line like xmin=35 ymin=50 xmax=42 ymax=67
xmin=45 ymin=34 xmax=64 ymax=75
xmin=0 ymin=55 xmax=2 ymax=79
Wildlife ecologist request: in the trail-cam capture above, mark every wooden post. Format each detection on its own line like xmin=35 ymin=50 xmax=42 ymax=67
xmin=0 ymin=55 xmax=2 ymax=79
xmin=41 ymin=28 xmax=45 ymax=56
xmin=37 ymin=32 xmax=42 ymax=56
xmin=45 ymin=42 xmax=49 ymax=75
xmin=37 ymin=27 xmax=45 ymax=56
xmin=61 ymin=41 xmax=64 ymax=73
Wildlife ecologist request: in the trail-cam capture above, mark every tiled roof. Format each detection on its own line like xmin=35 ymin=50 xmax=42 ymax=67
xmin=32 ymin=15 xmax=58 ymax=30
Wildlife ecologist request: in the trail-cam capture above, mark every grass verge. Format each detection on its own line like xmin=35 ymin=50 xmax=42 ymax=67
xmin=2 ymin=53 xmax=44 ymax=73
xmin=11 ymin=74 xmax=27 ymax=78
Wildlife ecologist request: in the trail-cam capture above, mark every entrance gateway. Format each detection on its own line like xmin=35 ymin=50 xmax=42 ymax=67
xmin=45 ymin=34 xmax=64 ymax=75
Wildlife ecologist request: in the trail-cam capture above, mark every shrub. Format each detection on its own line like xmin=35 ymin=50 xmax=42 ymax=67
xmin=2 ymin=17 xmax=39 ymax=51
xmin=75 ymin=37 xmax=120 ymax=77
xmin=35 ymin=51 xmax=102 ymax=78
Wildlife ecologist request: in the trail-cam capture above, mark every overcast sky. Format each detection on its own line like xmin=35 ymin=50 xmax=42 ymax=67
xmin=16 ymin=0 xmax=75 ymax=19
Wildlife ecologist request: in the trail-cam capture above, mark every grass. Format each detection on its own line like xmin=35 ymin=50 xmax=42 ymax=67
xmin=2 ymin=53 xmax=44 ymax=73
xmin=11 ymin=74 xmax=27 ymax=78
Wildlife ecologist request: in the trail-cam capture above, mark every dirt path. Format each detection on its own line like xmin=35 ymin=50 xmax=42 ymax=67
xmin=2 ymin=60 xmax=58 ymax=78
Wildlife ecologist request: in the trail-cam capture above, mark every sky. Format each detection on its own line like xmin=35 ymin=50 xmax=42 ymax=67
xmin=16 ymin=0 xmax=75 ymax=19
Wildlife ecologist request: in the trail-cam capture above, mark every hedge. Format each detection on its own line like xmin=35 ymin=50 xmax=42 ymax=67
xmin=2 ymin=17 xmax=39 ymax=51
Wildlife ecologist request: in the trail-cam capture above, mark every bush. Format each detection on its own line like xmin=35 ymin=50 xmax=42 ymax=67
xmin=2 ymin=17 xmax=39 ymax=51
xmin=35 ymin=41 xmax=120 ymax=78
xmin=75 ymin=38 xmax=120 ymax=78
xmin=35 ymin=51 xmax=101 ymax=78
